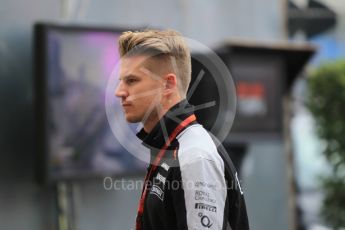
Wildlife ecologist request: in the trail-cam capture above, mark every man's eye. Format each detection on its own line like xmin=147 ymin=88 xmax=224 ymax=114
xmin=126 ymin=79 xmax=137 ymax=84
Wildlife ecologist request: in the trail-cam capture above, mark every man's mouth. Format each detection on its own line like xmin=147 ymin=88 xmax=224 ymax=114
xmin=122 ymin=102 xmax=132 ymax=107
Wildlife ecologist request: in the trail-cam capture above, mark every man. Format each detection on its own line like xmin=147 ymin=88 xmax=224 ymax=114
xmin=115 ymin=29 xmax=249 ymax=230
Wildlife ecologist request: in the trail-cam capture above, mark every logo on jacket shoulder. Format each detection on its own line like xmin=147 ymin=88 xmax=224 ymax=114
xmin=195 ymin=203 xmax=217 ymax=213
xmin=150 ymin=185 xmax=164 ymax=201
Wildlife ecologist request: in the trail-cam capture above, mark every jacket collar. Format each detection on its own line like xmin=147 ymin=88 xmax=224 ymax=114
xmin=136 ymin=99 xmax=196 ymax=150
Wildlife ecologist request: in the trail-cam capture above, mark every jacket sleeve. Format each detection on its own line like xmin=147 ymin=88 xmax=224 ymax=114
xmin=174 ymin=147 xmax=228 ymax=230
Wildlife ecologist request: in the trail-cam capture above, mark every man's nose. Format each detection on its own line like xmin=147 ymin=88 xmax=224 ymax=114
xmin=115 ymin=82 xmax=128 ymax=98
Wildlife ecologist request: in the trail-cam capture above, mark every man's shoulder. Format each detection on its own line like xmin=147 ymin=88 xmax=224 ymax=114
xmin=176 ymin=124 xmax=215 ymax=150
xmin=175 ymin=124 xmax=223 ymax=167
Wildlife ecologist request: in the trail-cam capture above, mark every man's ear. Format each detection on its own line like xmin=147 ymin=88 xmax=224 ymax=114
xmin=163 ymin=74 xmax=178 ymax=93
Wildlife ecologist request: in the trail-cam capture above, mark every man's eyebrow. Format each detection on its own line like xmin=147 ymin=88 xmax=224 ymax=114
xmin=119 ymin=74 xmax=140 ymax=81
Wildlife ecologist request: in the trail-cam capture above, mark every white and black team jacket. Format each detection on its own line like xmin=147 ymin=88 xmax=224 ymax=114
xmin=136 ymin=100 xmax=249 ymax=230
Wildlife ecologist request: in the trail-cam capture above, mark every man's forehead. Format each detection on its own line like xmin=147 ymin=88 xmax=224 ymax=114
xmin=119 ymin=55 xmax=159 ymax=76
xmin=120 ymin=55 xmax=150 ymax=71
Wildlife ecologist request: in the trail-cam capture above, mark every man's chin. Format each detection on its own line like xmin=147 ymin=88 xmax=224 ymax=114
xmin=124 ymin=115 xmax=141 ymax=123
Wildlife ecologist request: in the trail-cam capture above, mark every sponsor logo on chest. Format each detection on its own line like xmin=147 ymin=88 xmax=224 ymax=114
xmin=156 ymin=173 xmax=166 ymax=185
xmin=161 ymin=162 xmax=170 ymax=171
xmin=150 ymin=185 xmax=164 ymax=201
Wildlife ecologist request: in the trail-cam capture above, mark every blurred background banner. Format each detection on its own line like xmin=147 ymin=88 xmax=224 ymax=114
xmin=0 ymin=0 xmax=344 ymax=230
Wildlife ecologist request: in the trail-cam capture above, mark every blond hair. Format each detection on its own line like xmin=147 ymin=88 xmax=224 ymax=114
xmin=118 ymin=29 xmax=191 ymax=98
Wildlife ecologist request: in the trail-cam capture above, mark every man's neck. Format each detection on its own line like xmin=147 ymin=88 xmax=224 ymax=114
xmin=143 ymin=98 xmax=182 ymax=133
